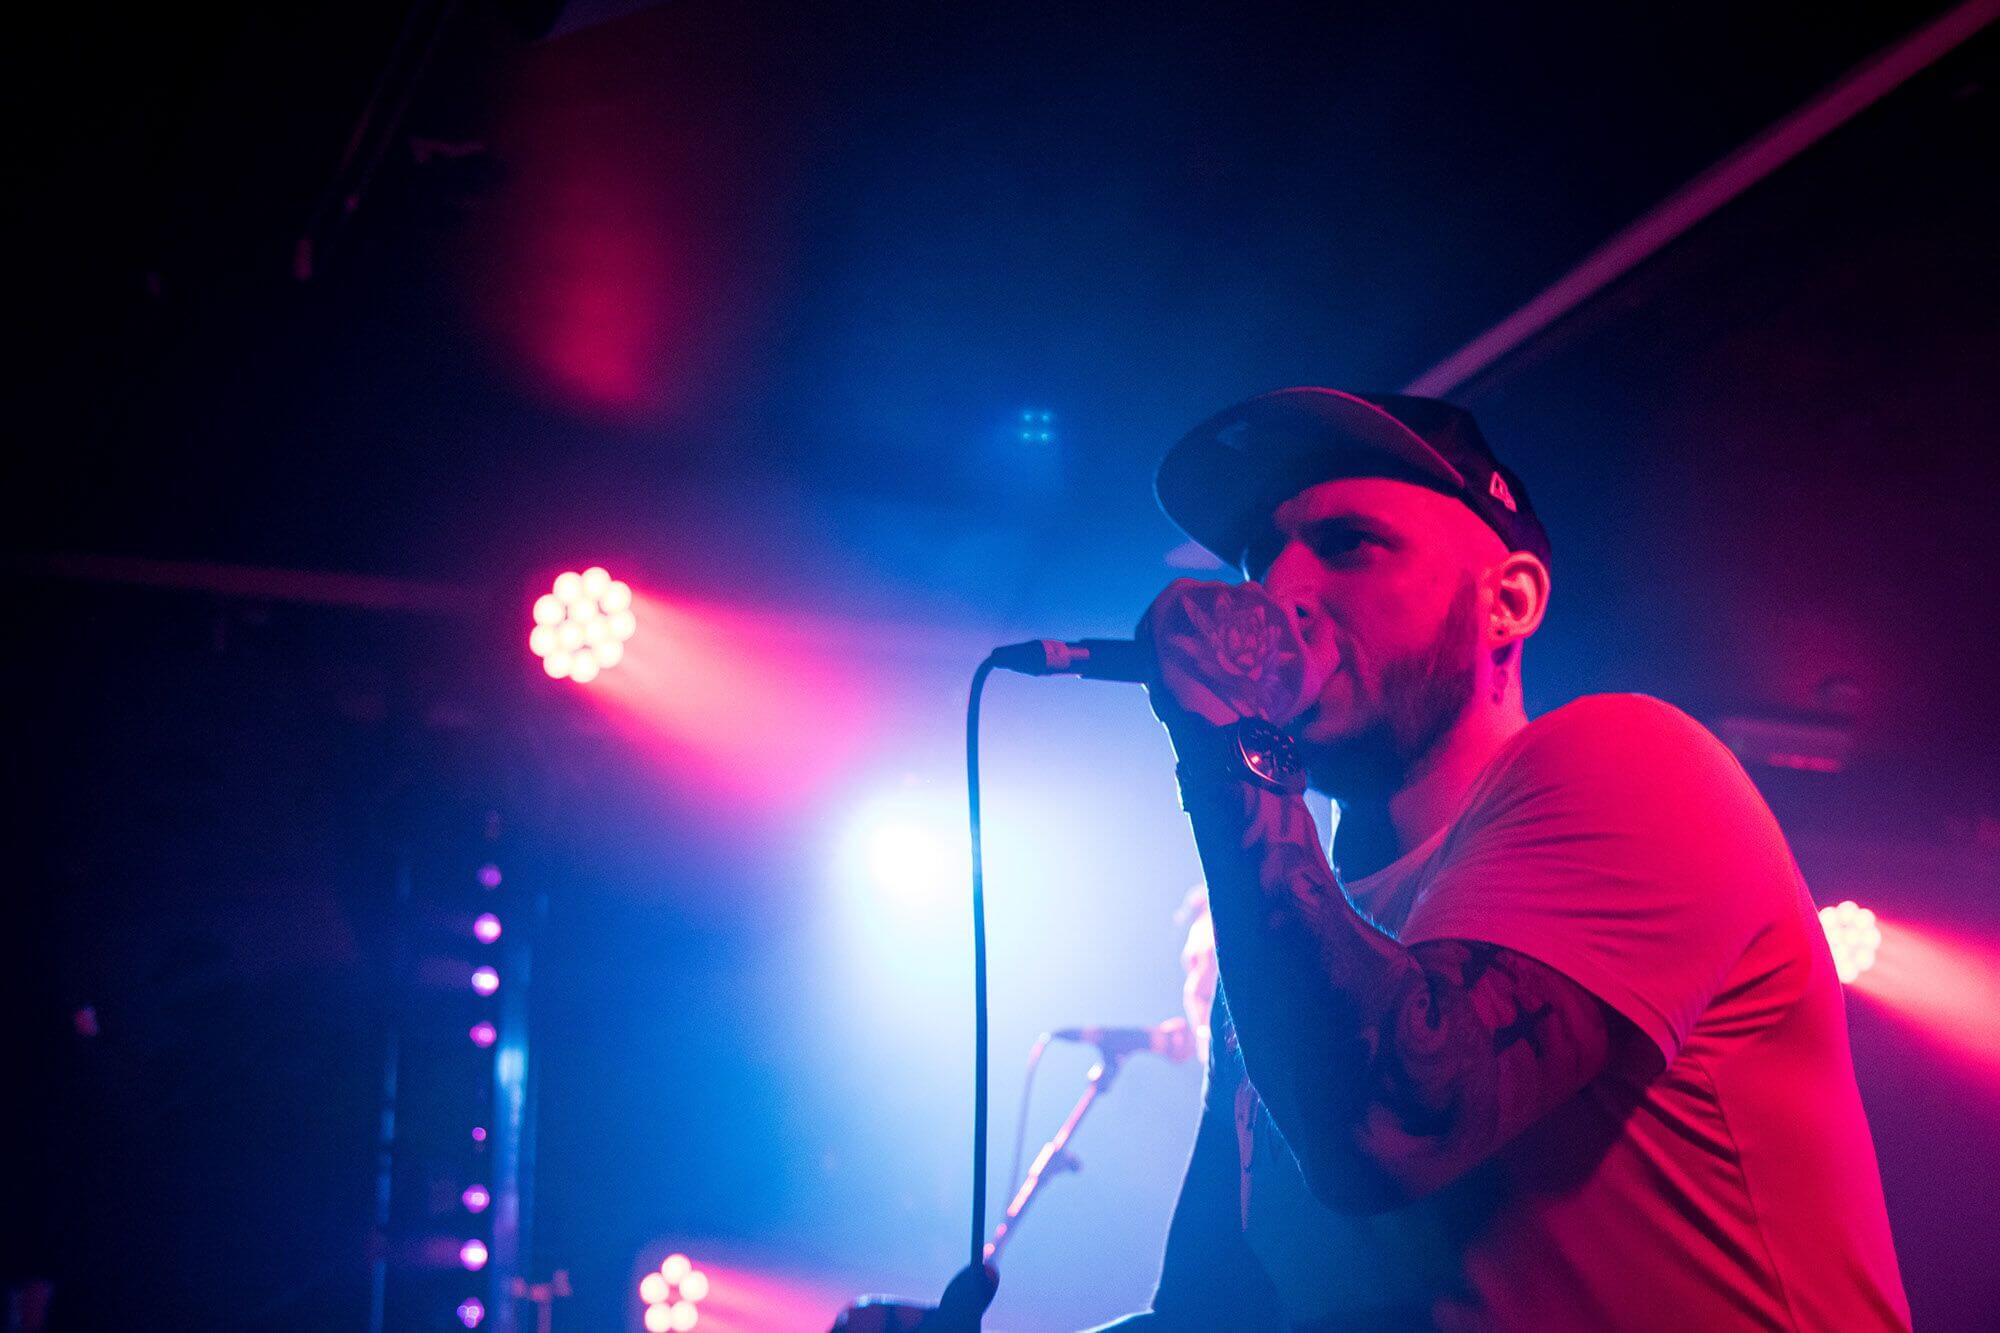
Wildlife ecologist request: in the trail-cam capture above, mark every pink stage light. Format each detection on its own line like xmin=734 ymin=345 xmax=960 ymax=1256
xmin=470 ymin=1126 xmax=488 ymax=1143
xmin=531 ymin=567 xmax=636 ymax=683
xmin=461 ymin=1184 xmax=491 ymax=1214
xmin=1849 ymin=917 xmax=2000 ymax=1076
xmin=631 ymin=1251 xmax=852 ymax=1332
xmin=641 ymin=1251 xmax=709 ymax=1331
xmin=456 ymin=1298 xmax=485 ymax=1328
xmin=473 ymin=913 xmax=503 ymax=944
xmin=1819 ymin=900 xmax=1883 ymax=983
xmin=478 ymin=863 xmax=502 ymax=889
xmin=469 ymin=1021 xmax=498 ymax=1049
xmin=470 ymin=966 xmax=500 ymax=996
xmin=460 ymin=1239 xmax=489 ymax=1271
xmin=578 ymin=592 xmax=881 ymax=808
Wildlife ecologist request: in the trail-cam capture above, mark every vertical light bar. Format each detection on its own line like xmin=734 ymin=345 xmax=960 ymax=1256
xmin=485 ymin=888 xmax=545 ymax=1333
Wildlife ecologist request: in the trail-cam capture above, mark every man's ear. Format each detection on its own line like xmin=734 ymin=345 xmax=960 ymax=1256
xmin=1489 ymin=551 xmax=1550 ymax=648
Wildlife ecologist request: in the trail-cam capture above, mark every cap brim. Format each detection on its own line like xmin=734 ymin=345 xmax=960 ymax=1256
xmin=1155 ymin=388 xmax=1465 ymax=568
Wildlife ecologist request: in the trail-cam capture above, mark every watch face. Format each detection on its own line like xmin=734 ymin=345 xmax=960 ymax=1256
xmin=1245 ymin=747 xmax=1282 ymax=783
xmin=1235 ymin=720 xmax=1304 ymax=791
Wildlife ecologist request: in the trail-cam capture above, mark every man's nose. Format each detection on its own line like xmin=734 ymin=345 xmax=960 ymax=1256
xmin=1258 ymin=546 xmax=1316 ymax=629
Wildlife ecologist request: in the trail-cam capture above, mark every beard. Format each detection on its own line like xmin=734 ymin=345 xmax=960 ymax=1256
xmin=1302 ymin=573 xmax=1481 ymax=800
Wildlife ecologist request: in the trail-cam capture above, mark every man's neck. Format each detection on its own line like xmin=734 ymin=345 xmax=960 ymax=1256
xmin=1334 ymin=701 xmax=1528 ymax=880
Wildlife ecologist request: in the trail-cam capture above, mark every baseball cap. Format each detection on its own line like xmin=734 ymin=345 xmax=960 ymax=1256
xmin=1155 ymin=387 xmax=1551 ymax=572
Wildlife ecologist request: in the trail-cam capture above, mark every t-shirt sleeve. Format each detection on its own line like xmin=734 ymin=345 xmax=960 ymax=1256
xmin=1399 ymin=694 xmax=1794 ymax=1064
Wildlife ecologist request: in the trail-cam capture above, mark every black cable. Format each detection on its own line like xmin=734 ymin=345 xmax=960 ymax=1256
xmin=965 ymin=656 xmax=997 ymax=1271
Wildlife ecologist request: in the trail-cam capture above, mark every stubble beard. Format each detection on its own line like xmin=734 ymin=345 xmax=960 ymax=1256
xmin=1302 ymin=574 xmax=1481 ymax=802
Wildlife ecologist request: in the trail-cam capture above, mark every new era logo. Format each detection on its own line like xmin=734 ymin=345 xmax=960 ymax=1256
xmin=1488 ymin=472 xmax=1517 ymax=512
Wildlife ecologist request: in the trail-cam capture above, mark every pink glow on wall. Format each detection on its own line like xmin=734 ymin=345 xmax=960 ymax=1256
xmin=464 ymin=24 xmax=797 ymax=422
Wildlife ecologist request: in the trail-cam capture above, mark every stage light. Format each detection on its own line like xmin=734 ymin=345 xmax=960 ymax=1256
xmin=469 ymin=1021 xmax=498 ymax=1048
xmin=862 ymin=811 xmax=960 ymax=903
xmin=471 ymin=966 xmax=500 ymax=996
xmin=471 ymin=1126 xmax=487 ymax=1143
xmin=462 ymin=1184 xmax=491 ymax=1214
xmin=531 ymin=568 xmax=637 ymax=684
xmin=473 ymin=913 xmax=502 ymax=944
xmin=460 ymin=1239 xmax=489 ymax=1271
xmin=1820 ymin=900 xmax=1882 ymax=984
xmin=478 ymin=864 xmax=502 ymax=889
xmin=457 ymin=1297 xmax=486 ymax=1328
xmin=641 ymin=1250 xmax=709 ymax=1330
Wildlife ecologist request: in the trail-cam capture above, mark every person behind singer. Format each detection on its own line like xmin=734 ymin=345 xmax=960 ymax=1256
xmin=1094 ymin=389 xmax=1908 ymax=1331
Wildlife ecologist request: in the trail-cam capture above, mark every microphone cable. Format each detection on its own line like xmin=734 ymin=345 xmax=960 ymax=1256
xmin=964 ymin=655 xmax=997 ymax=1272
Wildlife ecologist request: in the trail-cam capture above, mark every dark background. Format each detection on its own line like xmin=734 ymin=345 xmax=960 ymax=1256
xmin=8 ymin=2 xmax=1998 ymax=1329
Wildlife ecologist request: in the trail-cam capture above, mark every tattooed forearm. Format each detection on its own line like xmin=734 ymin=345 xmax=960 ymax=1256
xmin=1186 ymin=780 xmax=1616 ymax=1213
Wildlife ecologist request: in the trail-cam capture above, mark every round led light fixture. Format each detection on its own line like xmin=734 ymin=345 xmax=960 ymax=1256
xmin=1818 ymin=900 xmax=1882 ymax=984
xmin=530 ymin=566 xmax=636 ymax=683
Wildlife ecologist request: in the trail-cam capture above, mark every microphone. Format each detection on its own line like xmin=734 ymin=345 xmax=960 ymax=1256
xmin=1050 ymin=1017 xmax=1194 ymax=1064
xmin=989 ymin=638 xmax=1145 ymax=682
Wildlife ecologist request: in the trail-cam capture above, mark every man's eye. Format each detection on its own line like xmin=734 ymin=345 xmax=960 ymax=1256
xmin=1311 ymin=529 xmax=1368 ymax=560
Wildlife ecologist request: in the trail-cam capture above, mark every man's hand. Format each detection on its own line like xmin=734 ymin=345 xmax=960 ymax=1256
xmin=1135 ymin=578 xmax=1321 ymax=732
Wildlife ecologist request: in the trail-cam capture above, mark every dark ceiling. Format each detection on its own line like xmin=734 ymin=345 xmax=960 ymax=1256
xmin=13 ymin=1 xmax=1998 ymax=784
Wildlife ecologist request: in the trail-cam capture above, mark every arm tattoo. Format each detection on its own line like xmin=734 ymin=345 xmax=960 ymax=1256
xmin=1186 ymin=779 xmax=1619 ymax=1212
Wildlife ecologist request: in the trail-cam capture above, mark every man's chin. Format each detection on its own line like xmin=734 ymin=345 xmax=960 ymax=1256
xmin=1294 ymin=700 xmax=1361 ymax=747
xmin=1297 ymin=709 xmax=1402 ymax=796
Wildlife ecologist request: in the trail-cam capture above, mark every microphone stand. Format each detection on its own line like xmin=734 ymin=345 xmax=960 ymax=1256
xmin=829 ymin=1052 xmax=1127 ymax=1330
xmin=984 ymin=1048 xmax=1128 ymax=1263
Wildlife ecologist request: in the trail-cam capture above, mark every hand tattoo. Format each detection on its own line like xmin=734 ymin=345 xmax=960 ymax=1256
xmin=1144 ymin=580 xmax=1316 ymax=724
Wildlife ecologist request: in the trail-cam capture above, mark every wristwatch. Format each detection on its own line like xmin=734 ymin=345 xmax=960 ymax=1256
xmin=1174 ymin=717 xmax=1309 ymax=805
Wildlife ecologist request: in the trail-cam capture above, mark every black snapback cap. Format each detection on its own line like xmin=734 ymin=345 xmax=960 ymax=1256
xmin=1155 ymin=387 xmax=1551 ymax=572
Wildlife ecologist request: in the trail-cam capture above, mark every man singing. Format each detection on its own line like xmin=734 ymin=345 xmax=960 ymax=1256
xmin=1103 ymin=389 xmax=1908 ymax=1330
